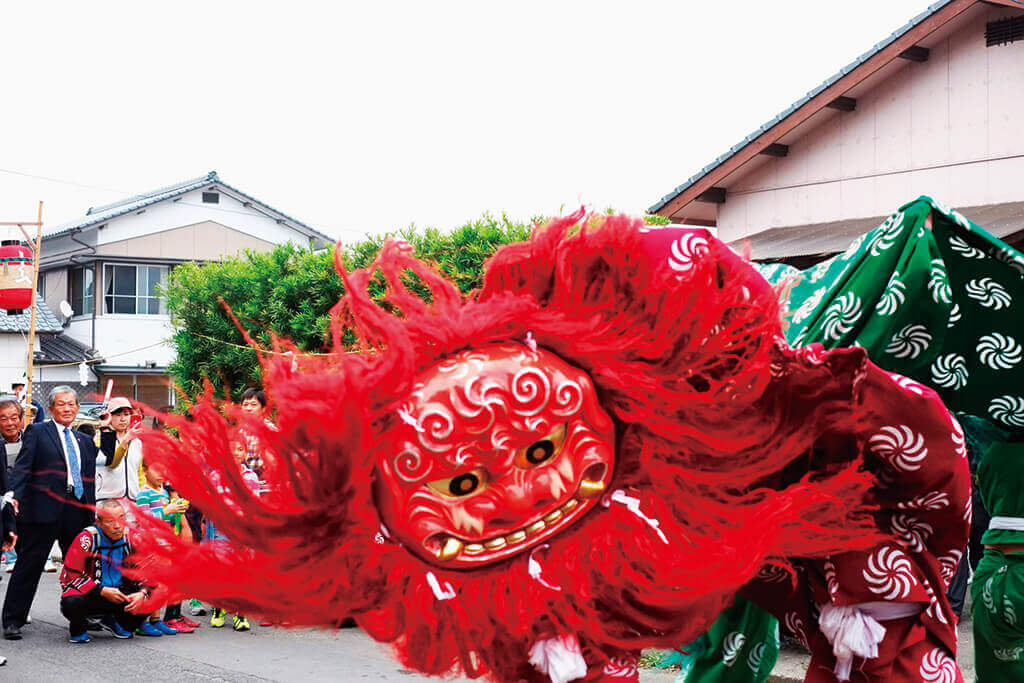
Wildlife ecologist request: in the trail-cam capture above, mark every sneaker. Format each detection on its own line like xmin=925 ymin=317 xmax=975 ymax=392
xmin=210 ymin=608 xmax=226 ymax=628
xmin=135 ymin=622 xmax=163 ymax=637
xmin=68 ymin=632 xmax=91 ymax=643
xmin=165 ymin=618 xmax=195 ymax=633
xmin=178 ymin=615 xmax=201 ymax=628
xmin=189 ymin=599 xmax=207 ymax=617
xmin=151 ymin=620 xmax=178 ymax=635
xmin=3 ymin=563 xmax=13 ymax=573
xmin=232 ymin=615 xmax=250 ymax=632
xmin=43 ymin=560 xmax=58 ymax=572
xmin=99 ymin=617 xmax=133 ymax=639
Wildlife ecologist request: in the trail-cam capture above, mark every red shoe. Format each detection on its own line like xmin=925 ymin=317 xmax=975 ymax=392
xmin=165 ymin=618 xmax=196 ymax=633
xmin=178 ymin=615 xmax=201 ymax=628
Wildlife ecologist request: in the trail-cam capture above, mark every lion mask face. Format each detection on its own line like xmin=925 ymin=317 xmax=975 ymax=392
xmin=373 ymin=344 xmax=616 ymax=568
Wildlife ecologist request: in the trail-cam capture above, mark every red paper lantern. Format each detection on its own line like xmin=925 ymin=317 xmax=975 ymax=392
xmin=0 ymin=240 xmax=34 ymax=314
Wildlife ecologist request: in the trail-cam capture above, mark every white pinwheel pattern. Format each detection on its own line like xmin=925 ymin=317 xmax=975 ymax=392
xmin=994 ymin=246 xmax=1024 ymax=275
xmin=947 ymin=303 xmax=961 ymax=329
xmin=722 ymin=631 xmax=745 ymax=667
xmin=668 ymin=233 xmax=710 ymax=273
xmin=791 ymin=286 xmax=827 ymax=325
xmin=864 ymin=546 xmax=917 ymax=599
xmin=890 ymin=514 xmax=933 ymax=553
xmin=983 ymin=575 xmax=996 ymax=613
xmin=869 ymin=211 xmax=905 ymax=256
xmin=602 ymin=658 xmax=638 ymax=678
xmin=784 ymin=612 xmax=809 ymax=649
xmin=755 ymin=565 xmax=790 ymax=583
xmin=842 ymin=233 xmax=868 ymax=259
xmin=948 ymin=234 xmax=986 ymax=259
xmin=924 ymin=583 xmax=948 ymax=625
xmin=809 ymin=259 xmax=835 ymax=283
xmin=951 ymin=419 xmax=967 ymax=460
xmin=824 ymin=560 xmax=839 ymax=597
xmin=747 ymin=643 xmax=766 ymax=673
xmin=989 ymin=395 xmax=1024 ymax=427
xmin=891 ymin=374 xmax=927 ymax=396
xmin=938 ymin=549 xmax=962 ymax=586
xmin=885 ymin=324 xmax=932 ymax=359
xmin=875 ymin=272 xmax=906 ymax=316
xmin=870 ymin=425 xmax=928 ymax=471
xmin=820 ymin=292 xmax=862 ymax=340
xmin=928 ymin=260 xmax=952 ymax=304
xmin=898 ymin=491 xmax=950 ymax=511
xmin=929 ymin=354 xmax=968 ymax=390
xmin=977 ymin=333 xmax=1022 ymax=370
xmin=919 ymin=648 xmax=958 ymax=683
xmin=965 ymin=277 xmax=1012 ymax=310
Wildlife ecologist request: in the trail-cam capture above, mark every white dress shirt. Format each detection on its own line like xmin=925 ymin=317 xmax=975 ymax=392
xmin=52 ymin=418 xmax=81 ymax=488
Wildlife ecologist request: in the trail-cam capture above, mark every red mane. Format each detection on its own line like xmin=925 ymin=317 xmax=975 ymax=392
xmin=132 ymin=211 xmax=882 ymax=681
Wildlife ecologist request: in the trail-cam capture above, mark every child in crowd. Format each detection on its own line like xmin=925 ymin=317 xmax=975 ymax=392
xmin=137 ymin=460 xmax=201 ymax=634
xmin=204 ymin=431 xmax=260 ymax=632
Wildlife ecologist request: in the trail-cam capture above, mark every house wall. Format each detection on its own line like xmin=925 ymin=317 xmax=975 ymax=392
xmin=96 ymin=221 xmax=277 ymax=261
xmin=0 ymin=334 xmax=39 ymax=391
xmin=65 ymin=315 xmax=175 ymax=367
xmin=716 ymin=4 xmax=1024 ymax=243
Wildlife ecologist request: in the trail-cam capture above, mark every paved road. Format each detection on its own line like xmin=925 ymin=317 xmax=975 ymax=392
xmin=0 ymin=572 xmax=677 ymax=682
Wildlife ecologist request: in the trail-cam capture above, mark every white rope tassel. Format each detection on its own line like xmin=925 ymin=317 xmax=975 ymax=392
xmin=818 ymin=603 xmax=887 ymax=681
xmin=528 ymin=544 xmax=561 ymax=591
xmin=610 ymin=490 xmax=669 ymax=544
xmin=425 ymin=571 xmax=456 ymax=601
xmin=525 ymin=331 xmax=538 ymax=353
xmin=397 ymin=407 xmax=425 ymax=433
xmin=529 ymin=634 xmax=587 ymax=683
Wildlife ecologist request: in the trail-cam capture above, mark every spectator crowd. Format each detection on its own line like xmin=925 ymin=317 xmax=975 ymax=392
xmin=0 ymin=384 xmax=274 ymax=667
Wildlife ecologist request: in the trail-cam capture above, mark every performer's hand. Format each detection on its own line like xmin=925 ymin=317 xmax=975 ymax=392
xmin=124 ymin=592 xmax=147 ymax=613
xmin=1 ymin=533 xmax=15 ymax=552
xmin=10 ymin=499 xmax=18 ymax=515
xmin=165 ymin=502 xmax=186 ymax=515
xmin=101 ymin=587 xmax=128 ymax=604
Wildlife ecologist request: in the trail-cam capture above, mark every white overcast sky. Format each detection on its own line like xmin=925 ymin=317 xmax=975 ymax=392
xmin=2 ymin=0 xmax=933 ymax=245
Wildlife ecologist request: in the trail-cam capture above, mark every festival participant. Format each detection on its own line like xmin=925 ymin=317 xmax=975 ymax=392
xmin=59 ymin=499 xmax=148 ymax=642
xmin=4 ymin=386 xmax=97 ymax=640
xmin=95 ymin=397 xmax=144 ymax=504
xmin=0 ymin=399 xmax=18 ymax=664
xmin=137 ymin=460 xmax=194 ymax=634
xmin=129 ymin=213 xmax=968 ymax=682
xmin=970 ymin=435 xmax=1024 ymax=680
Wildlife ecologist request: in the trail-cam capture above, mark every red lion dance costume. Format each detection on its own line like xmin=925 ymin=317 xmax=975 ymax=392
xmin=134 ymin=212 xmax=968 ymax=682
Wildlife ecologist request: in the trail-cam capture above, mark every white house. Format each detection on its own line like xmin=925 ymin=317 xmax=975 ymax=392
xmin=34 ymin=171 xmax=331 ymax=408
xmin=650 ymin=0 xmax=1024 ymax=264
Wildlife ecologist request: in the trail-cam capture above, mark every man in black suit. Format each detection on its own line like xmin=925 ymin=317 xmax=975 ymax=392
xmin=3 ymin=386 xmax=95 ymax=640
xmin=0 ymin=399 xmax=20 ymax=663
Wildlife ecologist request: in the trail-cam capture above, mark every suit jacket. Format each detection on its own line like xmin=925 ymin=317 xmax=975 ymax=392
xmin=10 ymin=421 xmax=97 ymax=524
xmin=0 ymin=440 xmax=17 ymax=539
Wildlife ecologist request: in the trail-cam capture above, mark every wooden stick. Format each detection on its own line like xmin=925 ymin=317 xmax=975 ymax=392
xmin=23 ymin=202 xmax=44 ymax=428
xmin=0 ymin=221 xmax=43 ymax=226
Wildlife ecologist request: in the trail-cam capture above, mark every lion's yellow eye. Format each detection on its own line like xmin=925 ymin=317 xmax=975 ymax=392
xmin=514 ymin=424 xmax=567 ymax=469
xmin=426 ymin=469 xmax=488 ymax=498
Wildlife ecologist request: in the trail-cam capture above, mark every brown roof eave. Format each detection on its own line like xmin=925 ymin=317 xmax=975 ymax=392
xmin=655 ymin=0 xmax=989 ymax=220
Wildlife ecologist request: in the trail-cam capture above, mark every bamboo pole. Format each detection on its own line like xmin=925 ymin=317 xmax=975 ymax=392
xmin=23 ymin=202 xmax=44 ymax=428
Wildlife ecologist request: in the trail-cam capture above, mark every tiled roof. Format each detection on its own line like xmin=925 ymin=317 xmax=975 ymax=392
xmin=0 ymin=299 xmax=63 ymax=333
xmin=43 ymin=171 xmax=332 ymax=244
xmin=649 ymin=1 xmax=958 ymax=214
xmin=37 ymin=333 xmax=99 ymax=364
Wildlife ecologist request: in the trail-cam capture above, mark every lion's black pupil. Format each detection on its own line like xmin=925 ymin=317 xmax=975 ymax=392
xmin=449 ymin=473 xmax=479 ymax=496
xmin=526 ymin=440 xmax=555 ymax=465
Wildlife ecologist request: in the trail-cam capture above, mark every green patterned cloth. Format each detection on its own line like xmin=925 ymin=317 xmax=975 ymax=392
xmin=676 ymin=596 xmax=779 ymax=682
xmin=757 ymin=195 xmax=1024 ymax=428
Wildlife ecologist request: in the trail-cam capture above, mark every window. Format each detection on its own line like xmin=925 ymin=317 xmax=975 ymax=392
xmin=202 ymin=192 xmax=220 ymax=204
xmin=103 ymin=264 xmax=167 ymax=315
xmin=37 ymin=271 xmax=46 ymax=297
xmin=69 ymin=267 xmax=94 ymax=316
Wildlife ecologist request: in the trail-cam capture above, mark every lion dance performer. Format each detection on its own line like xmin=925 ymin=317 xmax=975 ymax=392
xmin=131 ymin=211 xmax=969 ymax=682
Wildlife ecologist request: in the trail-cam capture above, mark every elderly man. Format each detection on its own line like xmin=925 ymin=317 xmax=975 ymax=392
xmin=0 ymin=399 xmax=20 ymax=664
xmin=3 ymin=386 xmax=97 ymax=640
xmin=59 ymin=499 xmax=148 ymax=642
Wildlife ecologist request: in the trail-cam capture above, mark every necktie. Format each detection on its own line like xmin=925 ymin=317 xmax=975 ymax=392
xmin=63 ymin=427 xmax=84 ymax=499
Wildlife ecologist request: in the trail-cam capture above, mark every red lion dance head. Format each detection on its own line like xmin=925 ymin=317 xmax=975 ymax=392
xmin=135 ymin=211 xmax=889 ymax=681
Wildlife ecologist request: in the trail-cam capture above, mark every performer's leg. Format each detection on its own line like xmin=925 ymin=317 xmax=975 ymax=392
xmin=971 ymin=550 xmax=1024 ymax=682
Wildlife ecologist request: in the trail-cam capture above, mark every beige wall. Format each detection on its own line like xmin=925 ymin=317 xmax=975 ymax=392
xmin=715 ymin=4 xmax=1024 ymax=243
xmin=41 ymin=268 xmax=68 ymax=311
xmin=95 ymin=220 xmax=277 ymax=261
